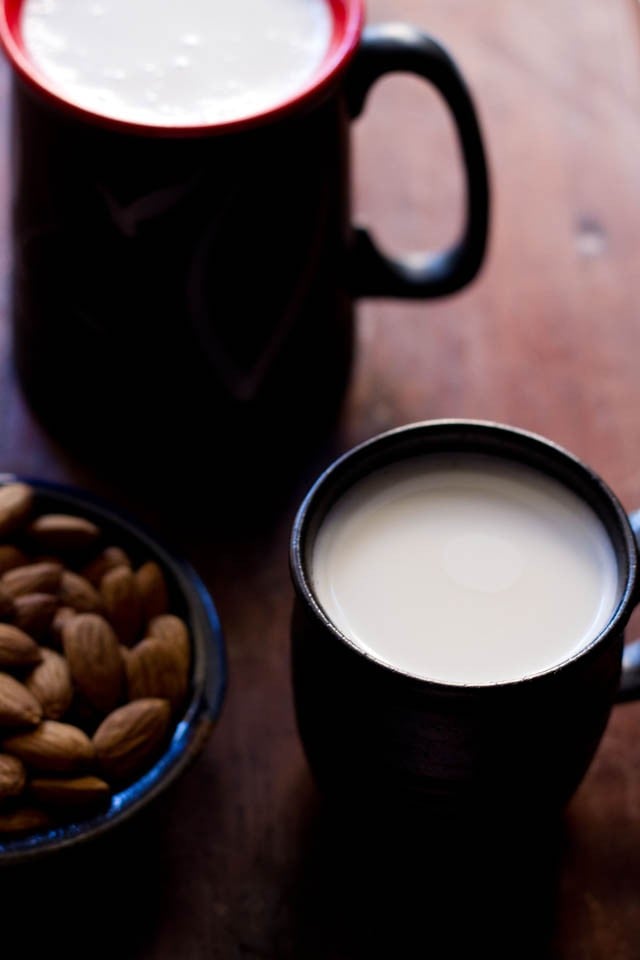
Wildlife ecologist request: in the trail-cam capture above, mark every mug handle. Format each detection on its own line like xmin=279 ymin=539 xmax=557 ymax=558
xmin=346 ymin=24 xmax=490 ymax=299
xmin=617 ymin=510 xmax=640 ymax=702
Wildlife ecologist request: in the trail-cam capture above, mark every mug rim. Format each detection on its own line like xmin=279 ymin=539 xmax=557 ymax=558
xmin=0 ymin=0 xmax=363 ymax=138
xmin=290 ymin=419 xmax=639 ymax=691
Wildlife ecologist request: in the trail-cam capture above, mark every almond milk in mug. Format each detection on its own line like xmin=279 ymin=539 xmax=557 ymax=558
xmin=291 ymin=421 xmax=640 ymax=816
xmin=21 ymin=0 xmax=334 ymax=126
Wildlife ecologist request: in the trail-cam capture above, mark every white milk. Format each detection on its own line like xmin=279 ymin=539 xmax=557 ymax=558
xmin=312 ymin=454 xmax=620 ymax=685
xmin=21 ymin=0 xmax=333 ymax=125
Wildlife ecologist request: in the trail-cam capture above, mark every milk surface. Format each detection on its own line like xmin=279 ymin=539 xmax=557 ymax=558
xmin=312 ymin=455 xmax=619 ymax=684
xmin=21 ymin=0 xmax=333 ymax=125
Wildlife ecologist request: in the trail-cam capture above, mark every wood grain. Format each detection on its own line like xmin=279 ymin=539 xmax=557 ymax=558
xmin=1 ymin=0 xmax=640 ymax=956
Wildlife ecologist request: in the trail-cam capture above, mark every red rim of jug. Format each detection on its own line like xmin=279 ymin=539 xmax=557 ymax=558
xmin=0 ymin=0 xmax=363 ymax=137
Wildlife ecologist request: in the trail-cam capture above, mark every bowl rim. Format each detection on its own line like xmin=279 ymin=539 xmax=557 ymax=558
xmin=0 ymin=473 xmax=227 ymax=865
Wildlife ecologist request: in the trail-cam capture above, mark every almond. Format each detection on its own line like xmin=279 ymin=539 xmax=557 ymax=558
xmin=0 ymin=753 xmax=26 ymax=799
xmin=12 ymin=592 xmax=58 ymax=639
xmin=0 ymin=584 xmax=15 ymax=620
xmin=0 ymin=483 xmax=34 ymax=537
xmin=30 ymin=775 xmax=110 ymax=808
xmin=148 ymin=614 xmax=191 ymax=666
xmin=49 ymin=605 xmax=77 ymax=648
xmin=126 ymin=636 xmax=189 ymax=711
xmin=93 ymin=698 xmax=171 ymax=781
xmin=3 ymin=720 xmax=95 ymax=772
xmin=0 ymin=672 xmax=43 ymax=727
xmin=25 ymin=648 xmax=73 ymax=720
xmin=59 ymin=570 xmax=103 ymax=613
xmin=136 ymin=562 xmax=169 ymax=621
xmin=62 ymin=613 xmax=123 ymax=714
xmin=26 ymin=514 xmax=101 ymax=552
xmin=0 ymin=806 xmax=50 ymax=834
xmin=82 ymin=546 xmax=131 ymax=586
xmin=101 ymin=564 xmax=143 ymax=646
xmin=0 ymin=545 xmax=28 ymax=576
xmin=1 ymin=561 xmax=63 ymax=599
xmin=0 ymin=623 xmax=42 ymax=669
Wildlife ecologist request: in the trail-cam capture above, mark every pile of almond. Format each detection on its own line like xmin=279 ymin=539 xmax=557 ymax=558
xmin=0 ymin=482 xmax=191 ymax=836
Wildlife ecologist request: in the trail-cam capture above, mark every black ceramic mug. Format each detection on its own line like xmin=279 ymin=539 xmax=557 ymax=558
xmin=290 ymin=420 xmax=640 ymax=818
xmin=0 ymin=1 xmax=488 ymax=478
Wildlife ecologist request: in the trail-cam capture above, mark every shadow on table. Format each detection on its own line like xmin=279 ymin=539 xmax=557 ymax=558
xmin=32 ymin=414 xmax=348 ymax=554
xmin=292 ymin=800 xmax=563 ymax=960
xmin=16 ymin=371 xmax=351 ymax=545
xmin=0 ymin=802 xmax=170 ymax=959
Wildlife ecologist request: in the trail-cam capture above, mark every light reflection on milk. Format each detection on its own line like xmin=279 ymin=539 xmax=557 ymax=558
xmin=21 ymin=0 xmax=333 ymax=125
xmin=312 ymin=455 xmax=620 ymax=685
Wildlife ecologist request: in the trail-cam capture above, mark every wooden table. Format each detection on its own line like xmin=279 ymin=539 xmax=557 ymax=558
xmin=2 ymin=0 xmax=640 ymax=956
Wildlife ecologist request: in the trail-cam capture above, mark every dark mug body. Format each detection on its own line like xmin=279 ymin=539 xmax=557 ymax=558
xmin=1 ymin=1 xmax=489 ymax=491
xmin=290 ymin=421 xmax=640 ymax=817
xmin=11 ymin=79 xmax=354 ymax=470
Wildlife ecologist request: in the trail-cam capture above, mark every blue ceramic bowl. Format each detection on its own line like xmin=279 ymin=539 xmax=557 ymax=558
xmin=0 ymin=474 xmax=226 ymax=865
